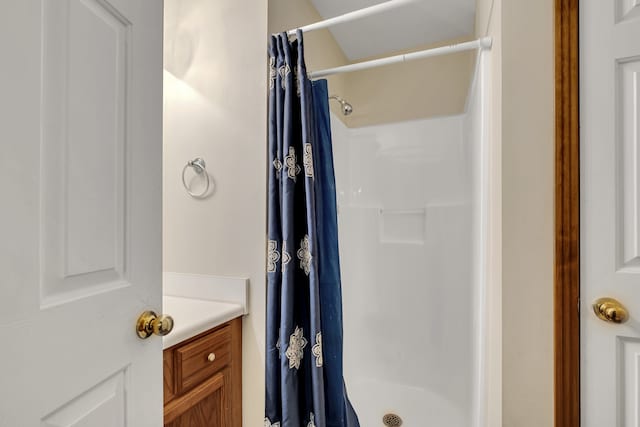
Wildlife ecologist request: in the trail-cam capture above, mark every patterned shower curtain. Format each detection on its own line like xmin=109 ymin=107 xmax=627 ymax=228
xmin=265 ymin=31 xmax=360 ymax=427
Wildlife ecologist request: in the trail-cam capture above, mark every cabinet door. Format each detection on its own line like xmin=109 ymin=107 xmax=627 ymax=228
xmin=164 ymin=369 xmax=230 ymax=426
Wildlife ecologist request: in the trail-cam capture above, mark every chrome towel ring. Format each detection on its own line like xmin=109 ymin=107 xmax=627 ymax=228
xmin=182 ymin=157 xmax=210 ymax=198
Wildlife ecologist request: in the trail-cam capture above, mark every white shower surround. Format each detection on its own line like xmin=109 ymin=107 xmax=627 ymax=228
xmin=332 ymin=52 xmax=489 ymax=427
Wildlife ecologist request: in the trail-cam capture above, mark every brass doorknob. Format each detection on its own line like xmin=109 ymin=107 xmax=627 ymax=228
xmin=136 ymin=311 xmax=174 ymax=339
xmin=592 ymin=297 xmax=629 ymax=324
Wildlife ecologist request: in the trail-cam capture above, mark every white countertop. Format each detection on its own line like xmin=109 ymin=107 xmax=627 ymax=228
xmin=162 ymin=295 xmax=244 ymax=349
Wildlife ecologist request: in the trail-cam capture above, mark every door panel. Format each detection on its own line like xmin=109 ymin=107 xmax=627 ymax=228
xmin=616 ymin=1 xmax=640 ymax=24
xmin=41 ymin=369 xmax=127 ymax=427
xmin=618 ymin=337 xmax=640 ymax=424
xmin=41 ymin=0 xmax=131 ymax=304
xmin=0 ymin=0 xmax=163 ymax=425
xmin=618 ymin=57 xmax=640 ymax=272
xmin=581 ymin=0 xmax=640 ymax=425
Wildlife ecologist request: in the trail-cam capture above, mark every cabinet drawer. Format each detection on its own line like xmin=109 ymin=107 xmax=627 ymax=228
xmin=175 ymin=325 xmax=232 ymax=394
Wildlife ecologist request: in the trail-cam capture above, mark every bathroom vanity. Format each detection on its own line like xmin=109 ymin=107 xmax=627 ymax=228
xmin=161 ymin=274 xmax=247 ymax=427
xmin=163 ymin=317 xmax=242 ymax=426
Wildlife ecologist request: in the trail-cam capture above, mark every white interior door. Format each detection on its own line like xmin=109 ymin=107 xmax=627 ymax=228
xmin=0 ymin=1 xmax=163 ymax=425
xmin=581 ymin=1 xmax=640 ymax=425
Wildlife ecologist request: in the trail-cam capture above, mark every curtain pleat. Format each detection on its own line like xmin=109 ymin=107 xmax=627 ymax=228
xmin=266 ymin=31 xmax=360 ymax=427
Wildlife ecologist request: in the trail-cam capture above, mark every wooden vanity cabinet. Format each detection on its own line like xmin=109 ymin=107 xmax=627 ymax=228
xmin=163 ymin=318 xmax=242 ymax=427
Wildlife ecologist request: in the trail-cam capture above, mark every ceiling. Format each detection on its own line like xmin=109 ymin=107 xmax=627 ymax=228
xmin=309 ymin=0 xmax=476 ymax=60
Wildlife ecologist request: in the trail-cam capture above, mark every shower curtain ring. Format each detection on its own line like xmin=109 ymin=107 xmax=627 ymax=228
xmin=182 ymin=157 xmax=210 ymax=198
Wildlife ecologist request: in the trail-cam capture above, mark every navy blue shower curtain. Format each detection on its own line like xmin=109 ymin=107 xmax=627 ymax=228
xmin=266 ymin=31 xmax=360 ymax=427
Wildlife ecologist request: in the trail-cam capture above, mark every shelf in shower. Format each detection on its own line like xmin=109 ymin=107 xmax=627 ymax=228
xmin=378 ymin=207 xmax=427 ymax=245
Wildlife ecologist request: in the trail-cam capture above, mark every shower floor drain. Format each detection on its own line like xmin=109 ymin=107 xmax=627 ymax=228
xmin=382 ymin=413 xmax=403 ymax=427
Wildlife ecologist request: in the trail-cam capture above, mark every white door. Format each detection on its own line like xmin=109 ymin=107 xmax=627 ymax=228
xmin=0 ymin=1 xmax=163 ymax=426
xmin=581 ymin=1 xmax=640 ymax=425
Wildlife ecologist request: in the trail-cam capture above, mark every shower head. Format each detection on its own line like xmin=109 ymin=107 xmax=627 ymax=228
xmin=329 ymin=95 xmax=353 ymax=116
xmin=341 ymin=100 xmax=353 ymax=116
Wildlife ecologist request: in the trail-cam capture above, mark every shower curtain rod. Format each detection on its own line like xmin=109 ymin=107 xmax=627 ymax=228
xmin=284 ymin=0 xmax=418 ymax=36
xmin=309 ymin=37 xmax=492 ymax=79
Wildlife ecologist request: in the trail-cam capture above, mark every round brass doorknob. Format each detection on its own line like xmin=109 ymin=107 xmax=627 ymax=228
xmin=136 ymin=311 xmax=174 ymax=339
xmin=592 ymin=297 xmax=629 ymax=324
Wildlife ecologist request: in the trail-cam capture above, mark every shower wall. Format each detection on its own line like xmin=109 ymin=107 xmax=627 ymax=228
xmin=332 ymin=69 xmax=485 ymax=425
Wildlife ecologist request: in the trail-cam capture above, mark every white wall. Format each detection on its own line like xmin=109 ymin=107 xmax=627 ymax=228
xmin=163 ymin=1 xmax=267 ymax=425
xmin=333 ymin=114 xmax=476 ymax=427
xmin=475 ymin=0 xmax=555 ymax=425
xmin=343 ymin=39 xmax=476 ymax=128
xmin=501 ymin=0 xmax=554 ymax=425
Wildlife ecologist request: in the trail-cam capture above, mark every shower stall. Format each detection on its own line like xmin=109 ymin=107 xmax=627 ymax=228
xmin=332 ymin=54 xmax=490 ymax=427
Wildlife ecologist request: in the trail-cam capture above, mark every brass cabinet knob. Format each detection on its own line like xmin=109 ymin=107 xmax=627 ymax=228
xmin=136 ymin=311 xmax=175 ymax=339
xmin=593 ymin=297 xmax=629 ymax=324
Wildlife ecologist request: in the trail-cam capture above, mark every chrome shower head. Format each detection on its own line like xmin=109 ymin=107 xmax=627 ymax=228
xmin=329 ymin=95 xmax=353 ymax=116
xmin=341 ymin=100 xmax=353 ymax=116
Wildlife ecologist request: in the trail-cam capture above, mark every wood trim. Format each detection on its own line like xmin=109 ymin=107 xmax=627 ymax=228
xmin=554 ymin=0 xmax=580 ymax=426
xmin=229 ymin=317 xmax=243 ymax=427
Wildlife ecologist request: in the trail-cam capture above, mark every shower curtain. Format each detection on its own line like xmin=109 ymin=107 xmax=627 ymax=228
xmin=266 ymin=31 xmax=360 ymax=427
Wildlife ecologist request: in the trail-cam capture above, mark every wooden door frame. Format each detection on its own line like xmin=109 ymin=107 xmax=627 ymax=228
xmin=555 ymin=0 xmax=580 ymax=426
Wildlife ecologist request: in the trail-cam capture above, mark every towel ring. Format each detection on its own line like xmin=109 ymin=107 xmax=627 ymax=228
xmin=182 ymin=157 xmax=210 ymax=198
